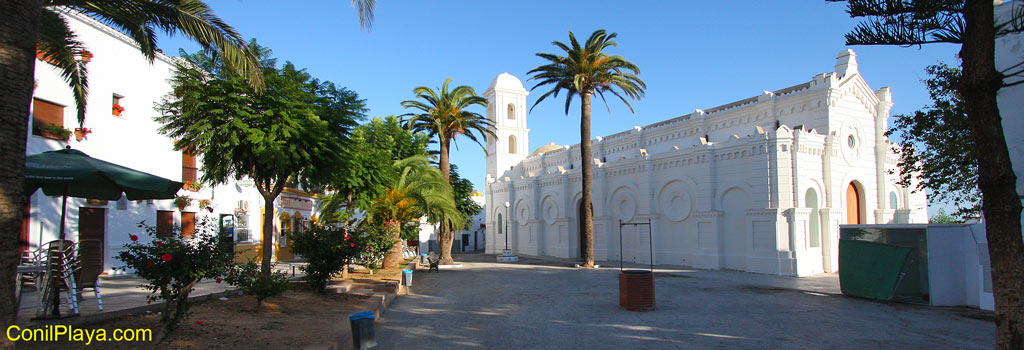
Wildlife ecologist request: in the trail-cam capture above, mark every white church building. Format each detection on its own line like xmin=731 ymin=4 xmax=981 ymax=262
xmin=483 ymin=49 xmax=929 ymax=276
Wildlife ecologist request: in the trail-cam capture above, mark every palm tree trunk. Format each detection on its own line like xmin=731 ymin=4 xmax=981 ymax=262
xmin=0 ymin=2 xmax=40 ymax=347
xmin=438 ymin=139 xmax=456 ymax=265
xmin=961 ymin=2 xmax=1024 ymax=348
xmin=580 ymin=92 xmax=595 ymax=268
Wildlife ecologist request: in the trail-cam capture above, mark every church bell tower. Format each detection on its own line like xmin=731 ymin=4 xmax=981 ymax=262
xmin=485 ymin=73 xmax=530 ymax=183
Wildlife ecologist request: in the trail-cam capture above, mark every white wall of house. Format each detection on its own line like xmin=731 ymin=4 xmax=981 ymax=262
xmin=484 ymin=49 xmax=929 ymax=276
xmin=996 ymin=1 xmax=1024 ymax=233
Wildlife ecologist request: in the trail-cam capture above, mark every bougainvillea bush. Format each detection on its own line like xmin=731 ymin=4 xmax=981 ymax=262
xmin=355 ymin=220 xmax=399 ymax=274
xmin=290 ymin=223 xmax=362 ymax=293
xmin=116 ymin=217 xmax=233 ymax=338
xmin=224 ymin=261 xmax=290 ymax=307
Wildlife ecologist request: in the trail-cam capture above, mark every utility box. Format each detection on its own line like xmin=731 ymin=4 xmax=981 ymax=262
xmin=839 ymin=224 xmax=992 ymax=309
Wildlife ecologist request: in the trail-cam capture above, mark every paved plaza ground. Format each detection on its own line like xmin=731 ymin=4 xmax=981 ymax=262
xmin=377 ymin=253 xmax=995 ymax=349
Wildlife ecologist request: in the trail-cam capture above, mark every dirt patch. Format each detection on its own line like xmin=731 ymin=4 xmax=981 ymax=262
xmin=16 ymin=285 xmax=369 ymax=350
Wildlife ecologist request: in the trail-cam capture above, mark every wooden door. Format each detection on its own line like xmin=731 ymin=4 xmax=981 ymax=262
xmin=79 ymin=208 xmax=105 ymax=263
xmin=846 ymin=183 xmax=861 ymax=224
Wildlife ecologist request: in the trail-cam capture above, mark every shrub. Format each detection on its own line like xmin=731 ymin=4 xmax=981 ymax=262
xmin=355 ymin=220 xmax=399 ymax=274
xmin=116 ymin=217 xmax=232 ymax=338
xmin=290 ymin=224 xmax=362 ymax=293
xmin=224 ymin=261 xmax=290 ymax=307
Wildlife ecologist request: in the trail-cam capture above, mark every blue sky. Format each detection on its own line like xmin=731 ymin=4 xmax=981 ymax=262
xmin=158 ymin=1 xmax=960 ymax=215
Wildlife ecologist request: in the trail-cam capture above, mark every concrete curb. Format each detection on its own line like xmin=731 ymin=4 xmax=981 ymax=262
xmin=322 ymin=260 xmax=415 ymax=350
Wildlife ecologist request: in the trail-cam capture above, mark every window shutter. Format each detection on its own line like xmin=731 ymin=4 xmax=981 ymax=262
xmin=32 ymin=98 xmax=64 ymax=138
xmin=181 ymin=212 xmax=195 ymax=238
xmin=157 ymin=211 xmax=174 ymax=237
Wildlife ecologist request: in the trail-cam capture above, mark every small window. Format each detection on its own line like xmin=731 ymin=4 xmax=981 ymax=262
xmin=182 ymin=150 xmax=197 ymax=184
xmin=156 ymin=210 xmax=174 ymax=237
xmin=32 ymin=98 xmax=65 ymax=140
xmin=181 ymin=212 xmax=196 ymax=238
xmin=890 ymin=191 xmax=899 ymax=210
xmin=507 ymin=104 xmax=515 ymax=120
xmin=508 ymin=135 xmax=517 ymax=154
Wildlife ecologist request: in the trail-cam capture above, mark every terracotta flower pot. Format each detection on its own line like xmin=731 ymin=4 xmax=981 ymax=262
xmin=74 ymin=130 xmax=85 ymax=141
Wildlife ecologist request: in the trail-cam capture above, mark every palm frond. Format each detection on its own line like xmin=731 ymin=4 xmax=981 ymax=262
xmin=38 ymin=8 xmax=89 ymax=126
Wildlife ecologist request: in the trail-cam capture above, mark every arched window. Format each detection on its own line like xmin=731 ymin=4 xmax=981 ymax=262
xmin=508 ymin=135 xmax=517 ymax=154
xmin=497 ymin=213 xmax=503 ymax=234
xmin=507 ymin=103 xmax=515 ymax=120
xmin=889 ymin=191 xmax=899 ymax=210
xmin=805 ymin=188 xmax=820 ymax=248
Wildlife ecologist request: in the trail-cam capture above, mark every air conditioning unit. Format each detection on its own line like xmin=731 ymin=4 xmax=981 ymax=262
xmin=237 ymin=200 xmax=251 ymax=212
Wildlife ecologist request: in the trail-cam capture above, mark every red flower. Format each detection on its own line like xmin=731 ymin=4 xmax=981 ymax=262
xmin=147 ymin=301 xmax=151 ymax=304
xmin=154 ymin=241 xmax=163 ymax=246
xmin=216 ymin=278 xmax=222 ymax=284
xmin=161 ymin=253 xmax=172 ymax=262
xmin=259 ymin=275 xmax=265 ymax=280
xmin=345 ymin=235 xmax=350 ymax=240
xmin=147 ymin=262 xmax=153 ymax=268
xmin=130 ymin=235 xmax=138 ymax=242
xmin=196 ymin=321 xmax=204 ymax=325
xmin=350 ymin=243 xmax=355 ymax=247
xmin=366 ymin=243 xmax=370 ymax=247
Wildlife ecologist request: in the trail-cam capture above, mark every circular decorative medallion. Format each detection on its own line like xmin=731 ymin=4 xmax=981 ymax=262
xmin=659 ymin=182 xmax=693 ymax=222
xmin=516 ymin=202 xmax=530 ymax=223
xmin=542 ymin=198 xmax=559 ymax=225
xmin=611 ymin=188 xmax=637 ymax=222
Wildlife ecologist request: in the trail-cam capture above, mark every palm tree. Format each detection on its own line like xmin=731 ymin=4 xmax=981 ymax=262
xmin=369 ymin=156 xmax=463 ymax=268
xmin=0 ymin=0 xmax=376 ymax=341
xmin=528 ymin=29 xmax=646 ymax=268
xmin=401 ymin=77 xmax=494 ymax=265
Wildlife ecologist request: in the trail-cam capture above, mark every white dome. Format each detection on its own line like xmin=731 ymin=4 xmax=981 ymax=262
xmin=488 ymin=72 xmax=526 ymax=91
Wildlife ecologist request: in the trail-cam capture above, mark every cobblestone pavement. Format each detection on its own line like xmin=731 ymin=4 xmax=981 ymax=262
xmin=376 ymin=254 xmax=994 ymax=349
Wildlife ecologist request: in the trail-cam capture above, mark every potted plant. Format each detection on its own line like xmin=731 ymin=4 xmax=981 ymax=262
xmin=79 ymin=50 xmax=93 ymax=63
xmin=173 ymin=195 xmax=192 ymax=211
xmin=183 ymin=180 xmax=203 ymax=192
xmin=112 ymin=103 xmax=125 ymax=116
xmin=198 ymin=199 xmax=213 ymax=213
xmin=73 ymin=127 xmax=92 ymax=141
xmin=39 ymin=124 xmax=72 ymax=141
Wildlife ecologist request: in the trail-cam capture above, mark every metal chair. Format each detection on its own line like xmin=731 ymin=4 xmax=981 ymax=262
xmin=37 ymin=240 xmax=79 ymax=317
xmin=74 ymin=239 xmax=104 ymax=311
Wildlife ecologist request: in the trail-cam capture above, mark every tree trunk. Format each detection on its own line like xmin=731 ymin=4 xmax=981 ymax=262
xmin=961 ymin=2 xmax=1024 ymax=349
xmin=0 ymin=2 xmax=39 ymax=348
xmin=261 ymin=194 xmax=276 ymax=275
xmin=580 ymin=92 xmax=595 ymax=268
xmin=381 ymin=223 xmax=402 ymax=269
xmin=438 ymin=139 xmax=456 ymax=265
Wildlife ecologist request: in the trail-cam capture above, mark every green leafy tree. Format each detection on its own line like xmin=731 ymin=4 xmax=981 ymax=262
xmin=449 ymin=164 xmax=482 ymax=231
xmin=289 ymin=223 xmax=362 ymax=293
xmin=155 ymin=44 xmax=363 ymax=275
xmin=369 ymin=156 xmax=463 ymax=268
xmin=887 ymin=64 xmax=980 ymax=220
xmin=929 ymin=208 xmax=962 ymax=224
xmin=401 ymin=78 xmax=494 ymax=265
xmin=528 ymin=29 xmax=646 ymax=268
xmin=831 ymin=1 xmax=1024 ymax=346
xmin=0 ymin=1 xmax=377 ymax=342
xmin=223 ymin=261 xmax=290 ymax=307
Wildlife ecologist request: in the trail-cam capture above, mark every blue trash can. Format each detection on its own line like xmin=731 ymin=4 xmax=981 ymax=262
xmin=349 ymin=310 xmax=376 ymax=349
xmin=420 ymin=253 xmax=428 ymax=265
xmin=402 ymin=269 xmax=413 ymax=286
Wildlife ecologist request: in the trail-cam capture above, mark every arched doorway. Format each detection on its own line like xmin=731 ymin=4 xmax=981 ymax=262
xmin=846 ymin=182 xmax=863 ymax=224
xmin=805 ymin=188 xmax=820 ymax=248
xmin=721 ymin=188 xmax=750 ymax=270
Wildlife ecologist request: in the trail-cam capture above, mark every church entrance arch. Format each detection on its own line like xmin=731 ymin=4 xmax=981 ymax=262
xmin=721 ymin=188 xmax=750 ymax=270
xmin=846 ymin=182 xmax=864 ymax=224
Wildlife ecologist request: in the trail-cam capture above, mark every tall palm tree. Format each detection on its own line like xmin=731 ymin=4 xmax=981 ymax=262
xmin=369 ymin=156 xmax=463 ymax=268
xmin=528 ymin=29 xmax=646 ymax=268
xmin=401 ymin=77 xmax=494 ymax=265
xmin=0 ymin=1 xmax=376 ymax=343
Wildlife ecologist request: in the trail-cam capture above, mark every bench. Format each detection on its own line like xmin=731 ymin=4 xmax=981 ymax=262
xmin=427 ymin=253 xmax=440 ymax=273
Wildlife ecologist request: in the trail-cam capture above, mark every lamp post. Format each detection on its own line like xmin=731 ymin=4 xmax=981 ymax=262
xmin=497 ymin=201 xmax=517 ymax=262
xmin=503 ymin=201 xmax=510 ymax=254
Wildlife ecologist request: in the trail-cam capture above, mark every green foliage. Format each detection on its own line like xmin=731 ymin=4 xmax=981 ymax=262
xmin=224 ymin=261 xmax=290 ymax=307
xmin=368 ymin=156 xmax=463 ymax=230
xmin=930 ymin=208 xmax=963 ymax=224
xmin=355 ymin=220 xmax=400 ymax=273
xmin=289 ymin=224 xmax=362 ymax=293
xmin=449 ymin=164 xmax=482 ymax=231
xmin=399 ymin=222 xmax=420 ymax=241
xmin=172 ymin=195 xmax=193 ymax=208
xmin=401 ymin=78 xmax=494 ymax=153
xmin=886 ymin=64 xmax=979 ymax=220
xmin=38 ymin=123 xmax=72 ymax=141
xmin=528 ymin=29 xmax=647 ymax=114
xmin=116 ymin=217 xmax=233 ymax=336
xmin=323 ymin=116 xmax=430 ymax=221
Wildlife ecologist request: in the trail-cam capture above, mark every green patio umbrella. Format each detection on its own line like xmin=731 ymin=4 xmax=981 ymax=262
xmin=24 ymin=147 xmax=183 ymax=239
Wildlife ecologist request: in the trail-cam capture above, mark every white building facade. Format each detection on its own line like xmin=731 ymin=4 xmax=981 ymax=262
xmin=484 ymin=49 xmax=928 ymax=276
xmin=23 ymin=11 xmax=316 ymax=274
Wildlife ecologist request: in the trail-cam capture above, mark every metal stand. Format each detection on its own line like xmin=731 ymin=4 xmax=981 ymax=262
xmin=618 ymin=218 xmax=653 ymax=272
